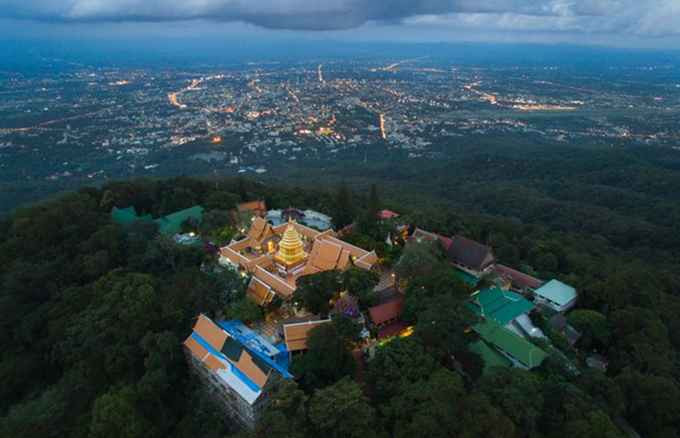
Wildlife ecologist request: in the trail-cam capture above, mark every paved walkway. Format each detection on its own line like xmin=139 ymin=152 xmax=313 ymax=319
xmin=375 ymin=270 xmax=396 ymax=291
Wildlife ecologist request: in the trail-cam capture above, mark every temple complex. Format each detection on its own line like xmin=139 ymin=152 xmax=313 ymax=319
xmin=220 ymin=216 xmax=378 ymax=307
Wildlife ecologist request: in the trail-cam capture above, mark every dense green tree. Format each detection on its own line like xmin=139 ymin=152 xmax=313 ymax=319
xmin=394 ymin=241 xmax=443 ymax=285
xmin=204 ymin=191 xmax=241 ymax=211
xmin=453 ymin=394 xmax=517 ymax=438
xmin=479 ymin=368 xmax=544 ymax=435
xmin=403 ymin=267 xmax=469 ymax=323
xmin=558 ymin=411 xmax=621 ymax=438
xmin=414 ymin=295 xmax=475 ymax=356
xmin=567 ymin=309 xmax=610 ymax=349
xmin=331 ymin=182 xmax=354 ymax=229
xmin=291 ymin=319 xmax=356 ymax=391
xmin=293 ymin=270 xmax=341 ymax=315
xmin=3 ymin=176 xmax=680 ymax=438
xmin=308 ymin=377 xmax=379 ymax=438
xmin=616 ymin=370 xmax=680 ymax=438
xmin=226 ymin=297 xmax=263 ymax=323
xmin=356 ymin=184 xmax=382 ymax=238
xmin=539 ymin=382 xmax=621 ymax=438
xmin=387 ymin=368 xmax=465 ymax=438
xmin=237 ymin=177 xmax=248 ymax=202
xmin=0 ymin=383 xmax=69 ymax=438
xmin=607 ymin=307 xmax=675 ymax=376
xmin=89 ymin=386 xmax=150 ymax=438
xmin=576 ymin=370 xmax=625 ymax=418
xmin=199 ymin=209 xmax=232 ymax=235
xmin=342 ymin=267 xmax=379 ymax=309
xmin=256 ymin=379 xmax=309 ymax=438
xmin=366 ymin=337 xmax=439 ymax=403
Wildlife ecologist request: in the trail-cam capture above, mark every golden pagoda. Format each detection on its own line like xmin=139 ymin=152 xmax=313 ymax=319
xmin=274 ymin=219 xmax=307 ymax=268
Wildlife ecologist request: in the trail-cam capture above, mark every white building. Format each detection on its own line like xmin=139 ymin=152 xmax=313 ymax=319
xmin=533 ymin=279 xmax=578 ymax=313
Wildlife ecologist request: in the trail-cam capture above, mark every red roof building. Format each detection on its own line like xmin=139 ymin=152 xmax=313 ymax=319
xmin=492 ymin=264 xmax=543 ymax=291
xmin=377 ymin=209 xmax=400 ymax=220
xmin=369 ymin=297 xmax=404 ymax=326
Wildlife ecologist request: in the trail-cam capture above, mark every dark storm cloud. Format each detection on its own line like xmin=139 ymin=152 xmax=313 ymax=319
xmin=1 ymin=0 xmax=678 ymax=36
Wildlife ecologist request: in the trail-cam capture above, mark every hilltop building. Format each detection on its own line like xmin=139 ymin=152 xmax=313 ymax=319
xmin=220 ymin=217 xmax=378 ymax=307
xmin=377 ymin=209 xmax=400 ymax=221
xmin=491 ymin=264 xmax=543 ymax=294
xmin=266 ymin=208 xmax=333 ymax=231
xmin=111 ymin=205 xmax=204 ymax=236
xmin=533 ymin=279 xmax=578 ymax=313
xmin=467 ymin=288 xmax=545 ymax=339
xmin=472 ymin=319 xmax=548 ymax=370
xmin=237 ymin=200 xmax=267 ymax=218
xmin=447 ymin=235 xmax=495 ymax=276
xmin=282 ymin=319 xmax=332 ymax=355
xmin=183 ymin=315 xmax=292 ymax=428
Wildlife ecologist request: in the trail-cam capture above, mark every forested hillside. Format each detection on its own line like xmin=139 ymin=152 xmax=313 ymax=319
xmin=1 ymin=176 xmax=680 ymax=437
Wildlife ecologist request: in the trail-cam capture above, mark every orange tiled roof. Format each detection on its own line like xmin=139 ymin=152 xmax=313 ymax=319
xmin=220 ymin=246 xmax=248 ymax=266
xmin=183 ymin=335 xmax=209 ymax=360
xmin=237 ymin=200 xmax=267 ymax=214
xmin=193 ymin=314 xmax=228 ymax=350
xmin=248 ymin=217 xmax=273 ymax=243
xmin=319 ymin=235 xmax=369 ymax=259
xmin=283 ymin=319 xmax=331 ymax=351
xmin=203 ymin=353 xmax=227 ymax=371
xmin=237 ymin=350 xmax=270 ymax=387
xmin=253 ymin=266 xmax=296 ymax=298
xmin=355 ymin=251 xmax=378 ymax=269
xmin=247 ymin=277 xmax=275 ymax=305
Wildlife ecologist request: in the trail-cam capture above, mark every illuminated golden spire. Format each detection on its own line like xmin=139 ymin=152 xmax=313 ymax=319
xmin=275 ymin=219 xmax=307 ymax=267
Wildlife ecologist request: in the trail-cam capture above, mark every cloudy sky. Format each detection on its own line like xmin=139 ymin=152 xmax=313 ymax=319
xmin=2 ymin=0 xmax=680 ymax=49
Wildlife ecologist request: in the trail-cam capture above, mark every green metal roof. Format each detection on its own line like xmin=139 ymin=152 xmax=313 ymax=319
xmin=466 ymin=287 xmax=534 ymax=326
xmin=473 ymin=319 xmax=548 ymax=369
xmin=454 ymin=268 xmax=479 ymax=287
xmin=155 ymin=206 xmax=204 ymax=235
xmin=469 ymin=340 xmax=511 ymax=374
xmin=533 ymin=279 xmax=576 ymax=307
xmin=111 ymin=206 xmax=153 ymax=225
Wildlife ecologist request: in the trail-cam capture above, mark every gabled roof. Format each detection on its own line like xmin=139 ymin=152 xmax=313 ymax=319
xmin=492 ymin=264 xmax=543 ymax=290
xmin=534 ymin=279 xmax=577 ymax=307
xmin=469 ymin=339 xmax=512 ymax=374
xmin=355 ymin=251 xmax=378 ymax=270
xmin=377 ymin=209 xmax=400 ymax=220
xmin=369 ymin=297 xmax=404 ymax=326
xmin=193 ymin=314 xmax=228 ymax=350
xmin=183 ymin=315 xmax=292 ymax=405
xmin=253 ymin=266 xmax=296 ymax=298
xmin=467 ymin=288 xmax=534 ymax=326
xmin=473 ymin=319 xmax=548 ymax=369
xmin=238 ymin=200 xmax=267 ymax=214
xmin=303 ymin=238 xmax=352 ymax=275
xmin=283 ymin=319 xmax=331 ymax=352
xmin=247 ymin=217 xmax=273 ymax=243
xmin=409 ymin=228 xmax=453 ymax=250
xmin=448 ymin=235 xmax=494 ymax=271
xmin=247 ymin=277 xmax=275 ymax=306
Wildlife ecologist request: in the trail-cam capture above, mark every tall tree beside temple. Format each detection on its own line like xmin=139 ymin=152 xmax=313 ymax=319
xmin=368 ymin=184 xmax=380 ymax=219
xmin=237 ymin=177 xmax=248 ymax=202
xmin=332 ymin=183 xmax=354 ymax=229
xmin=356 ymin=184 xmax=381 ymax=238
